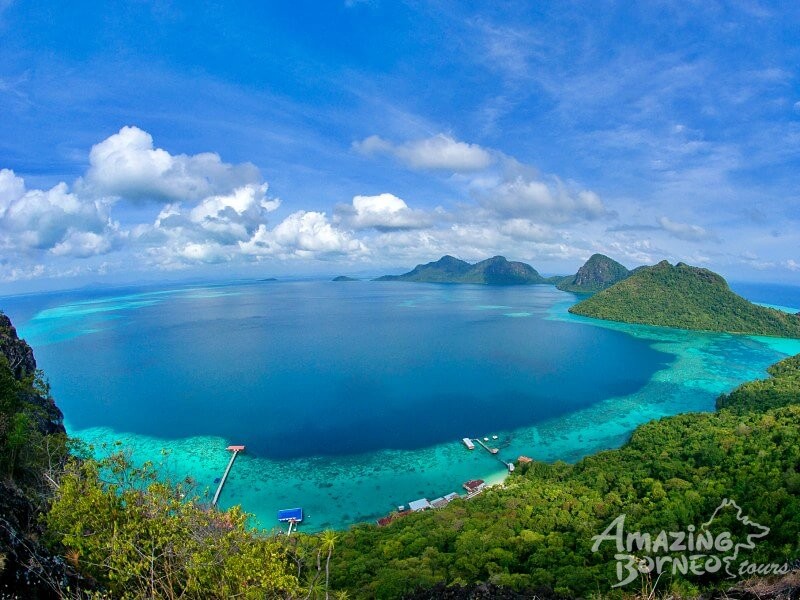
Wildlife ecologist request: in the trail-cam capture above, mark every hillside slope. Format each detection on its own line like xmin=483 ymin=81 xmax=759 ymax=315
xmin=556 ymin=253 xmax=629 ymax=293
xmin=569 ymin=260 xmax=800 ymax=337
xmin=376 ymin=255 xmax=545 ymax=285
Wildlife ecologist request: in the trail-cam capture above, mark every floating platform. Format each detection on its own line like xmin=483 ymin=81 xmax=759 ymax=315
xmin=462 ymin=437 xmax=475 ymax=450
xmin=277 ymin=507 xmax=304 ymax=523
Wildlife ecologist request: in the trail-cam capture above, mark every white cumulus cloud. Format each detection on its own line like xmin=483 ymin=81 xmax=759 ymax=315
xmin=80 ymin=126 xmax=262 ymax=203
xmin=138 ymin=183 xmax=282 ymax=264
xmin=0 ymin=169 xmax=121 ymax=257
xmin=240 ymin=211 xmax=367 ymax=259
xmin=335 ymin=193 xmax=431 ymax=231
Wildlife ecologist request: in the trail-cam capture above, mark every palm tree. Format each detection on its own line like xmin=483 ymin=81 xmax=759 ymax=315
xmin=320 ymin=529 xmax=338 ymax=600
xmin=303 ymin=570 xmax=325 ymax=600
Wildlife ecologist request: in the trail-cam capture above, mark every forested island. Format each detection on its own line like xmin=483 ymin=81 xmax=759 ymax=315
xmin=375 ymin=255 xmax=548 ymax=285
xmin=570 ymin=260 xmax=800 ymax=338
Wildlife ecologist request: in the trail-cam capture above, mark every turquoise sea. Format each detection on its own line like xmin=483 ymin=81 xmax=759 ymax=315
xmin=2 ymin=280 xmax=800 ymax=532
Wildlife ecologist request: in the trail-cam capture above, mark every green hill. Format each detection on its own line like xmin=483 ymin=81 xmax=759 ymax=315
xmin=375 ymin=255 xmax=545 ymax=285
xmin=569 ymin=260 xmax=800 ymax=338
xmin=556 ymin=253 xmax=629 ymax=293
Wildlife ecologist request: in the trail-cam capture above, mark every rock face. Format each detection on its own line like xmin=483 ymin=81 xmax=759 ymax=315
xmin=0 ymin=314 xmax=64 ymax=436
xmin=0 ymin=313 xmax=79 ymax=599
xmin=557 ymin=254 xmax=629 ymax=293
xmin=0 ymin=314 xmax=37 ymax=379
xmin=376 ymin=255 xmax=545 ymax=285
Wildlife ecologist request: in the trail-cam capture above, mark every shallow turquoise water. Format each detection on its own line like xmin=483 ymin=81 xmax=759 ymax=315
xmin=3 ymin=281 xmax=799 ymax=532
xmin=753 ymin=301 xmax=800 ymax=314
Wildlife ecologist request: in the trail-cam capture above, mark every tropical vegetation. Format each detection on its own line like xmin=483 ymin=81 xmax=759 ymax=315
xmin=570 ymin=260 xmax=800 ymax=337
xmin=330 ymin=354 xmax=800 ymax=598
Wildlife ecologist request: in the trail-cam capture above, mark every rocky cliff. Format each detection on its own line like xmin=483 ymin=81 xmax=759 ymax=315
xmin=0 ymin=315 xmax=64 ymax=436
xmin=556 ymin=254 xmax=630 ymax=293
xmin=0 ymin=313 xmax=87 ymax=598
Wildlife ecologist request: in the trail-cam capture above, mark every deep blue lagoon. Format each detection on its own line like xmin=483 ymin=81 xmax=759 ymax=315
xmin=3 ymin=280 xmax=799 ymax=530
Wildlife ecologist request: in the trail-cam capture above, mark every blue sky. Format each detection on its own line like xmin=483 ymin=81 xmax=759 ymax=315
xmin=1 ymin=0 xmax=799 ymax=292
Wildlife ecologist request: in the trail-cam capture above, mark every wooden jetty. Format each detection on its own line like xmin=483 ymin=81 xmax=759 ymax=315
xmin=474 ymin=437 xmax=499 ymax=455
xmin=211 ymin=445 xmax=245 ymax=507
xmin=472 ymin=437 xmax=513 ymax=470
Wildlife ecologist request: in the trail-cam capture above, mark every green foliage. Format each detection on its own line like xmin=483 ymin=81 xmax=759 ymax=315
xmin=0 ymin=356 xmax=66 ymax=482
xmin=45 ymin=451 xmax=303 ymax=599
xmin=717 ymin=354 xmax=800 ymax=413
xmin=331 ymin=353 xmax=800 ymax=598
xmin=570 ymin=260 xmax=800 ymax=338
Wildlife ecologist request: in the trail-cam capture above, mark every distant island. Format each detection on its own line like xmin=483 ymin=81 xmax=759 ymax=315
xmin=556 ymin=253 xmax=630 ymax=293
xmin=375 ymin=255 xmax=546 ymax=285
xmin=570 ymin=260 xmax=800 ymax=338
xmin=259 ymin=277 xmax=278 ymax=282
xmin=332 ymin=276 xmax=358 ymax=282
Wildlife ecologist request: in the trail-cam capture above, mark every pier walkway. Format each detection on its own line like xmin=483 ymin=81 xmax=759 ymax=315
xmin=471 ymin=437 xmax=515 ymax=472
xmin=212 ymin=445 xmax=245 ymax=507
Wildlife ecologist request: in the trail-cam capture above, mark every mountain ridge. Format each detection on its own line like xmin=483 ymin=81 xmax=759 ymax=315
xmin=375 ymin=255 xmax=546 ymax=285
